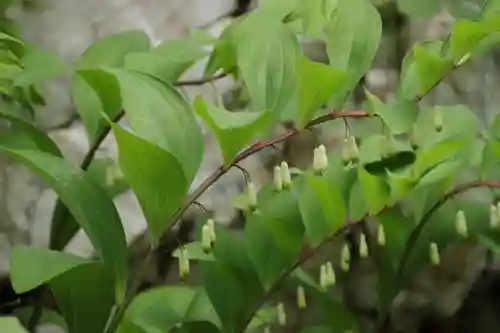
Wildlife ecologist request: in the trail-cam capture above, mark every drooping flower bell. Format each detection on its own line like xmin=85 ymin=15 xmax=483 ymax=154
xmin=319 ymin=264 xmax=327 ymax=291
xmin=277 ymin=302 xmax=286 ymax=326
xmin=377 ymin=224 xmax=386 ymax=246
xmin=359 ymin=233 xmax=369 ymax=258
xmin=273 ymin=165 xmax=283 ymax=192
xmin=429 ymin=242 xmax=440 ymax=266
xmin=454 ymin=210 xmax=468 ymax=238
xmin=280 ymin=161 xmax=292 ymax=188
xmin=491 ymin=204 xmax=499 ymax=228
xmin=296 ymin=285 xmax=307 ymax=309
xmin=340 ymin=243 xmax=350 ymax=272
xmin=246 ymin=182 xmax=258 ymax=210
xmin=325 ymin=261 xmax=336 ymax=286
xmin=178 ymin=247 xmax=190 ymax=278
xmin=433 ymin=108 xmax=443 ymax=132
xmin=347 ymin=135 xmax=360 ymax=163
xmin=313 ymin=144 xmax=328 ymax=174
xmin=341 ymin=137 xmax=351 ymax=166
xmin=201 ymin=219 xmax=216 ymax=253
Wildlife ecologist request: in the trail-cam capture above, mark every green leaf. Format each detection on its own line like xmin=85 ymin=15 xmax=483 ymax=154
xmin=10 ymin=246 xmax=88 ymax=293
xmin=397 ymin=0 xmax=442 ymax=19
xmin=449 ymin=19 xmax=488 ymax=61
xmin=102 ymin=69 xmax=204 ymax=184
xmin=204 ymin=19 xmax=240 ymax=77
xmin=295 ymin=56 xmax=346 ymax=126
xmin=417 ymin=160 xmax=464 ymax=188
xmin=300 ymin=0 xmax=338 ymax=37
xmin=50 ymin=262 xmax=115 ymax=333
xmin=324 ymin=0 xmax=381 ymax=105
xmin=235 ymin=12 xmax=301 ymax=118
xmin=0 ymin=102 xmax=62 ymax=156
xmin=365 ymin=91 xmax=419 ymax=134
xmin=122 ymin=286 xmax=221 ymax=333
xmin=125 ymin=38 xmax=207 ymax=83
xmin=298 ymin=173 xmax=347 ymax=246
xmin=0 ymin=149 xmax=127 ymax=298
xmin=73 ymin=70 xmax=122 ymax=143
xmin=358 ymin=166 xmax=390 ymax=214
xmin=194 ymin=96 xmax=270 ymax=164
xmin=14 ymin=49 xmax=68 ymax=87
xmin=0 ymin=317 xmax=28 ymax=333
xmin=201 ymin=228 xmax=264 ymax=333
xmin=245 ymin=190 xmax=304 ymax=288
xmin=77 ymin=31 xmax=150 ymax=68
xmin=399 ymin=42 xmax=453 ymax=99
xmin=110 ymin=124 xmax=188 ymax=242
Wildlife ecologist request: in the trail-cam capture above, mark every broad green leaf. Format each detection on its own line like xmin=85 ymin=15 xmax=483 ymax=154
xmin=365 ymin=91 xmax=419 ymax=134
xmin=103 ymin=69 xmax=204 ymax=184
xmin=413 ymin=44 xmax=453 ymax=94
xmin=50 ymin=262 xmax=115 ymax=333
xmin=416 ymin=160 xmax=464 ymax=188
xmin=14 ymin=49 xmax=68 ymax=87
xmin=202 ymin=228 xmax=264 ymax=333
xmin=245 ymin=191 xmax=304 ymax=288
xmin=235 ymin=12 xmax=301 ymax=118
xmin=125 ymin=38 xmax=207 ymax=83
xmin=0 ymin=317 xmax=28 ymax=333
xmin=398 ymin=41 xmax=452 ymax=99
xmin=324 ymin=0 xmax=381 ymax=106
xmin=348 ymin=180 xmax=368 ymax=221
xmin=300 ymin=0 xmax=338 ymax=37
xmin=397 ymin=0 xmax=442 ymax=19
xmin=194 ymin=96 xmax=270 ymax=164
xmin=0 ymin=102 xmax=62 ymax=156
xmin=122 ymin=286 xmax=221 ymax=333
xmin=205 ymin=19 xmax=240 ymax=76
xmin=10 ymin=247 xmax=88 ymax=293
xmin=86 ymin=157 xmax=129 ymax=197
xmin=358 ymin=166 xmax=390 ymax=214
xmin=412 ymin=138 xmax=468 ymax=177
xmin=295 ymin=56 xmax=346 ymax=126
xmin=73 ymin=70 xmax=122 ymax=143
xmin=111 ymin=124 xmax=188 ymax=242
xmin=1 ymin=149 xmax=127 ymax=298
xmin=77 ymin=30 xmax=150 ymax=68
xmin=13 ymin=307 xmax=67 ymax=332
xmin=449 ymin=19 xmax=488 ymax=61
xmin=298 ymin=173 xmax=347 ymax=246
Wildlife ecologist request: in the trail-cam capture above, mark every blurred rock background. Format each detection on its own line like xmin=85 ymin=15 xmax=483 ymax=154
xmin=1 ymin=0 xmax=500 ymax=332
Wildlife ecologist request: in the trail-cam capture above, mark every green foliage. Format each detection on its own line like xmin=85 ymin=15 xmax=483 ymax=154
xmin=6 ymin=1 xmax=500 ymax=333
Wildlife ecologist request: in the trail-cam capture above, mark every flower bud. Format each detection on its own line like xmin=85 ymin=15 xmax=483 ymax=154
xmin=319 ymin=264 xmax=327 ymax=291
xmin=377 ymin=224 xmax=386 ymax=246
xmin=325 ymin=261 xmax=336 ymax=286
xmin=429 ymin=242 xmax=440 ymax=266
xmin=341 ymin=137 xmax=351 ymax=166
xmin=433 ymin=108 xmax=443 ymax=132
xmin=206 ymin=218 xmax=216 ymax=243
xmin=273 ymin=165 xmax=283 ymax=192
xmin=491 ymin=204 xmax=499 ymax=228
xmin=277 ymin=302 xmax=286 ymax=326
xmin=297 ymin=285 xmax=306 ymax=309
xmin=280 ymin=161 xmax=292 ymax=188
xmin=313 ymin=144 xmax=328 ymax=174
xmin=454 ymin=210 xmax=468 ymax=238
xmin=201 ymin=224 xmax=212 ymax=253
xmin=410 ymin=124 xmax=419 ymax=150
xmin=247 ymin=182 xmax=257 ymax=210
xmin=347 ymin=136 xmax=360 ymax=163
xmin=359 ymin=233 xmax=369 ymax=258
xmin=264 ymin=326 xmax=270 ymax=333
xmin=178 ymin=247 xmax=190 ymax=278
xmin=341 ymin=243 xmax=350 ymax=272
